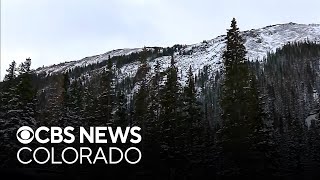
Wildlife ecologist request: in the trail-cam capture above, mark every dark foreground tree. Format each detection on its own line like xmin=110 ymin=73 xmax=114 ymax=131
xmin=218 ymin=18 xmax=273 ymax=177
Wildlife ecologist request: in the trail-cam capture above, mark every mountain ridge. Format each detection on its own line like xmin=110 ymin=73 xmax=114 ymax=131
xmin=34 ymin=22 xmax=320 ymax=83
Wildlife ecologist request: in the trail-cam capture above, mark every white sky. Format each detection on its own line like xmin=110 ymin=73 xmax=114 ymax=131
xmin=1 ymin=0 xmax=320 ymax=79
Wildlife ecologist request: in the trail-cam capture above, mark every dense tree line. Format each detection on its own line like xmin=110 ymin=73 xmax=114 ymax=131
xmin=1 ymin=19 xmax=320 ymax=179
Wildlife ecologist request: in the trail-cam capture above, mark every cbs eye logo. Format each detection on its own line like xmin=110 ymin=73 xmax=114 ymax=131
xmin=16 ymin=126 xmax=34 ymax=144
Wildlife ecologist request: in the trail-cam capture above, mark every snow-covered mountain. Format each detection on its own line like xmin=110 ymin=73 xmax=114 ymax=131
xmin=35 ymin=23 xmax=320 ymax=84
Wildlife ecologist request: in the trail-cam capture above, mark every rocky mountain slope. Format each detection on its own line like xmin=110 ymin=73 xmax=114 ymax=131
xmin=35 ymin=23 xmax=320 ymax=84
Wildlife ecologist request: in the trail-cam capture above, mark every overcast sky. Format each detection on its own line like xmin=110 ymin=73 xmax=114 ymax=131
xmin=1 ymin=0 xmax=320 ymax=79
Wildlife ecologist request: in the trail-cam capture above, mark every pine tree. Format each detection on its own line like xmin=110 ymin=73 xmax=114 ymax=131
xmin=134 ymin=80 xmax=148 ymax=127
xmin=16 ymin=58 xmax=37 ymax=127
xmin=61 ymin=74 xmax=83 ymax=128
xmin=182 ymin=66 xmax=204 ymax=162
xmin=218 ymin=18 xmax=268 ymax=176
xmin=0 ymin=58 xmax=37 ymax=166
xmin=133 ymin=49 xmax=150 ymax=133
xmin=183 ymin=67 xmax=201 ymax=141
xmin=97 ymin=60 xmax=116 ymax=125
xmin=1 ymin=61 xmax=18 ymax=122
xmin=115 ymin=90 xmax=128 ymax=127
xmin=159 ymin=55 xmax=183 ymax=164
xmin=4 ymin=61 xmax=17 ymax=81
xmin=40 ymin=74 xmax=65 ymax=126
xmin=59 ymin=73 xmax=70 ymax=126
xmin=148 ymin=60 xmax=161 ymax=129
xmin=83 ymin=85 xmax=98 ymax=126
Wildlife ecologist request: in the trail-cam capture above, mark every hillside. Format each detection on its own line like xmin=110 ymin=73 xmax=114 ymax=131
xmin=35 ymin=23 xmax=320 ymax=84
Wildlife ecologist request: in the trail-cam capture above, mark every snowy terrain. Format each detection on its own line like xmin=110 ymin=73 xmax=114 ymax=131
xmin=306 ymin=112 xmax=320 ymax=129
xmin=35 ymin=23 xmax=320 ymax=84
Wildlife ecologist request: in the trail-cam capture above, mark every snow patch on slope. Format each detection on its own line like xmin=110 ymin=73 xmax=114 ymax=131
xmin=306 ymin=113 xmax=320 ymax=129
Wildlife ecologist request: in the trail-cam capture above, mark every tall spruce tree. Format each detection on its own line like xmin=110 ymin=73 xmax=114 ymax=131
xmin=148 ymin=60 xmax=161 ymax=126
xmin=183 ymin=66 xmax=202 ymax=145
xmin=159 ymin=55 xmax=183 ymax=166
xmin=4 ymin=61 xmax=17 ymax=81
xmin=97 ymin=59 xmax=115 ymax=125
xmin=133 ymin=48 xmax=149 ymax=127
xmin=61 ymin=74 xmax=83 ymax=128
xmin=219 ymin=18 xmax=267 ymax=176
xmin=182 ymin=66 xmax=204 ymax=162
xmin=17 ymin=58 xmax=37 ymax=127
xmin=0 ymin=58 xmax=37 ymax=166
xmin=0 ymin=61 xmax=20 ymax=166
xmin=83 ymin=85 xmax=98 ymax=126
xmin=115 ymin=90 xmax=128 ymax=127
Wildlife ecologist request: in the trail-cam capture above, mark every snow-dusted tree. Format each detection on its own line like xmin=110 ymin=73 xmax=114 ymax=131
xmin=181 ymin=66 xmax=205 ymax=162
xmin=4 ymin=61 xmax=17 ymax=81
xmin=97 ymin=59 xmax=116 ymax=125
xmin=148 ymin=60 xmax=161 ymax=126
xmin=61 ymin=74 xmax=84 ymax=128
xmin=114 ymin=90 xmax=128 ymax=127
xmin=0 ymin=58 xmax=37 ymax=166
